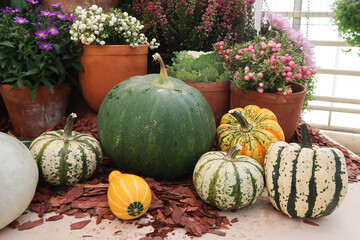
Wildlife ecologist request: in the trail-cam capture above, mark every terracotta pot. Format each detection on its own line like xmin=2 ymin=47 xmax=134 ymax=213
xmin=78 ymin=45 xmax=148 ymax=112
xmin=230 ymin=81 xmax=306 ymax=142
xmin=0 ymin=84 xmax=72 ymax=138
xmin=41 ymin=0 xmax=119 ymax=13
xmin=186 ymin=81 xmax=230 ymax=127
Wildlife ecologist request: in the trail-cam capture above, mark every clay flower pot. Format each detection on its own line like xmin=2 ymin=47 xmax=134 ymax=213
xmin=186 ymin=81 xmax=230 ymax=127
xmin=230 ymin=81 xmax=306 ymax=142
xmin=41 ymin=0 xmax=119 ymax=13
xmin=78 ymin=45 xmax=148 ymax=112
xmin=0 ymin=84 xmax=72 ymax=138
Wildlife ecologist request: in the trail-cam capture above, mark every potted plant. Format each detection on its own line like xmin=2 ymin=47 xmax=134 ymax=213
xmin=133 ymin=0 xmax=256 ymax=65
xmin=331 ymin=0 xmax=360 ymax=55
xmin=167 ymin=51 xmax=230 ymax=126
xmin=69 ymin=5 xmax=160 ymax=112
xmin=214 ymin=12 xmax=318 ymax=142
xmin=0 ymin=1 xmax=82 ymax=138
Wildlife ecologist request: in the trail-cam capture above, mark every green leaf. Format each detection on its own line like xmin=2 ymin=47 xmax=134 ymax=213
xmin=55 ymin=61 xmax=65 ymax=75
xmin=0 ymin=41 xmax=15 ymax=48
xmin=30 ymin=83 xmax=40 ymax=102
xmin=42 ymin=80 xmax=54 ymax=94
xmin=71 ymin=63 xmax=84 ymax=72
xmin=1 ymin=77 xmax=18 ymax=83
xmin=21 ymin=68 xmax=39 ymax=77
xmin=48 ymin=66 xmax=60 ymax=75
xmin=0 ymin=59 xmax=6 ymax=68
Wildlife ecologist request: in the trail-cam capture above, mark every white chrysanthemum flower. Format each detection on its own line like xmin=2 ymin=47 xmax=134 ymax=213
xmin=79 ymin=24 xmax=87 ymax=31
xmin=100 ymin=41 xmax=105 ymax=45
xmin=90 ymin=5 xmax=98 ymax=11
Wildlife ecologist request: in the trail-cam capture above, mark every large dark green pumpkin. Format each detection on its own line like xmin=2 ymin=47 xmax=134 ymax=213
xmin=97 ymin=54 xmax=216 ymax=179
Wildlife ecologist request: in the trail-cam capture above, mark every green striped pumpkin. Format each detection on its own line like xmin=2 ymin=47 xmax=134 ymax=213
xmin=29 ymin=113 xmax=103 ymax=185
xmin=264 ymin=123 xmax=348 ymax=218
xmin=97 ymin=53 xmax=216 ymax=179
xmin=193 ymin=144 xmax=264 ymax=210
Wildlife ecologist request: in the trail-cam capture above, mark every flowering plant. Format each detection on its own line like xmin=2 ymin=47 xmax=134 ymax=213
xmin=69 ymin=5 xmax=159 ymax=49
xmin=214 ymin=12 xmax=318 ymax=112
xmin=331 ymin=0 xmax=360 ymax=53
xmin=133 ymin=0 xmax=255 ymax=63
xmin=0 ymin=0 xmax=82 ymax=100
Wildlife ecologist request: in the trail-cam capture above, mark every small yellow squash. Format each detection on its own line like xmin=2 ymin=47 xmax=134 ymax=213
xmin=107 ymin=170 xmax=152 ymax=220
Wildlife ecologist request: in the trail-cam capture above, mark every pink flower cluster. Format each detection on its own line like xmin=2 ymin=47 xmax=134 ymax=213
xmin=215 ymin=33 xmax=317 ymax=95
xmin=264 ymin=12 xmax=316 ymax=70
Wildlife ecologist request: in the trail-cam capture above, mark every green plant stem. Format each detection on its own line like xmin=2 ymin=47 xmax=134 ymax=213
xmin=300 ymin=122 xmax=312 ymax=149
xmin=152 ymin=53 xmax=173 ymax=88
xmin=224 ymin=144 xmax=242 ymax=162
xmin=229 ymin=109 xmax=253 ymax=132
xmin=63 ymin=113 xmax=77 ymax=140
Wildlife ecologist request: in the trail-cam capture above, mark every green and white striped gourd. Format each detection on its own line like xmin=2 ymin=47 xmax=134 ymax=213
xmin=29 ymin=113 xmax=103 ymax=185
xmin=264 ymin=122 xmax=348 ymax=218
xmin=193 ymin=144 xmax=264 ymax=210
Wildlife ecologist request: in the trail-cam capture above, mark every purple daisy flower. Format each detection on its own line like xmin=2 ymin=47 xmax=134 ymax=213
xmin=35 ymin=30 xmax=49 ymax=39
xmin=26 ymin=0 xmax=39 ymax=4
xmin=40 ymin=10 xmax=52 ymax=17
xmin=47 ymin=26 xmax=59 ymax=35
xmin=49 ymin=17 xmax=54 ymax=23
xmin=14 ymin=17 xmax=29 ymax=24
xmin=53 ymin=11 xmax=66 ymax=20
xmin=34 ymin=22 xmax=41 ymax=28
xmin=51 ymin=2 xmax=62 ymax=8
xmin=13 ymin=8 xmax=21 ymax=13
xmin=39 ymin=42 xmax=53 ymax=51
xmin=67 ymin=14 xmax=76 ymax=23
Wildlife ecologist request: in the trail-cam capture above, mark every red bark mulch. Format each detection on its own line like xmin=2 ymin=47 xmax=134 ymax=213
xmin=2 ymin=114 xmax=360 ymax=239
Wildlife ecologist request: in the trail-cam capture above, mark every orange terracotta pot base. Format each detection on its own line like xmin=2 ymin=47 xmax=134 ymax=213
xmin=0 ymin=84 xmax=72 ymax=138
xmin=230 ymin=81 xmax=306 ymax=142
xmin=186 ymin=81 xmax=230 ymax=127
xmin=79 ymin=45 xmax=148 ymax=112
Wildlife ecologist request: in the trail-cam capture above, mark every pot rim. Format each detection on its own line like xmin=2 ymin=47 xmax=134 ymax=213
xmin=81 ymin=44 xmax=149 ymax=56
xmin=230 ymin=80 xmax=306 ymax=97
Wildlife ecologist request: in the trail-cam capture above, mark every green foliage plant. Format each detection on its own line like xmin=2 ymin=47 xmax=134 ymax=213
xmin=0 ymin=0 xmax=83 ymax=101
xmin=167 ymin=51 xmax=230 ymax=82
xmin=332 ymin=0 xmax=360 ymax=55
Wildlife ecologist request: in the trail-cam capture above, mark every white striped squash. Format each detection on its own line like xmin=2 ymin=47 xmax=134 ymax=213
xmin=29 ymin=113 xmax=102 ymax=185
xmin=107 ymin=170 xmax=151 ymax=220
xmin=264 ymin=123 xmax=348 ymax=218
xmin=193 ymin=144 xmax=264 ymax=210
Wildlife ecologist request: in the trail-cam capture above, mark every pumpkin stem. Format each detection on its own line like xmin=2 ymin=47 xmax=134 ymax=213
xmin=224 ymin=144 xmax=242 ymax=161
xmin=300 ymin=122 xmax=312 ymax=149
xmin=229 ymin=109 xmax=253 ymax=132
xmin=63 ymin=113 xmax=77 ymax=139
xmin=152 ymin=53 xmax=173 ymax=88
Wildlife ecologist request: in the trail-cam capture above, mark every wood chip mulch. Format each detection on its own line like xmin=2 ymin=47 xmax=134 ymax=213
xmin=293 ymin=120 xmax=360 ymax=183
xmin=2 ymin=115 xmax=360 ymax=239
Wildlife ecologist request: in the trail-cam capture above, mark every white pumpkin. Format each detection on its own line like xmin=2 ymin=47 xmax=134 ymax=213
xmin=0 ymin=132 xmax=39 ymax=229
